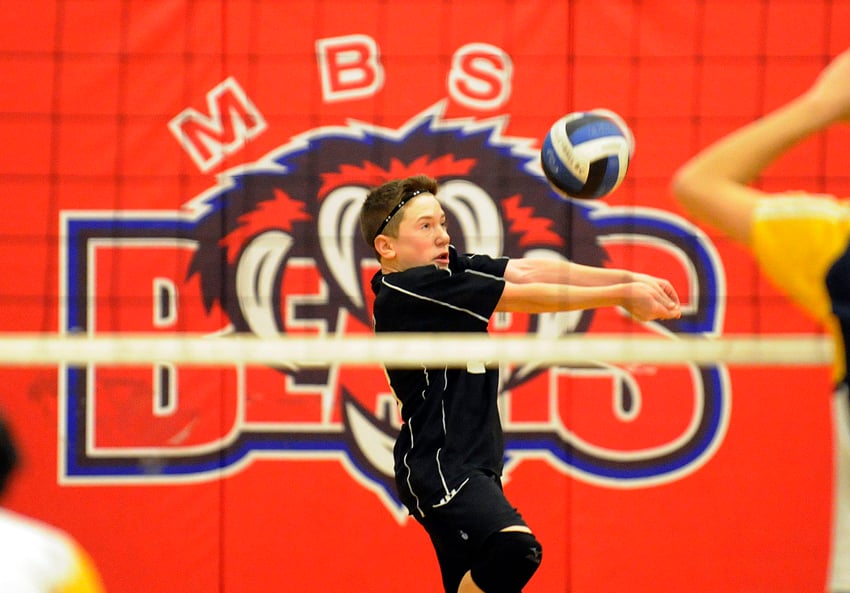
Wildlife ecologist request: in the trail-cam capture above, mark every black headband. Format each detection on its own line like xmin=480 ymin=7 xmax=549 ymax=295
xmin=371 ymin=189 xmax=426 ymax=243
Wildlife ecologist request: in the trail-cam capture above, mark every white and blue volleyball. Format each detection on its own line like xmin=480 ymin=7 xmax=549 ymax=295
xmin=540 ymin=109 xmax=635 ymax=199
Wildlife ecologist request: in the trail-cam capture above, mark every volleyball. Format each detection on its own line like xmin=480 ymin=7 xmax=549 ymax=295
xmin=540 ymin=109 xmax=635 ymax=199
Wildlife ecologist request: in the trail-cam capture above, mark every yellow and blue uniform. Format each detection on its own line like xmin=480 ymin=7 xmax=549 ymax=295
xmin=752 ymin=192 xmax=850 ymax=593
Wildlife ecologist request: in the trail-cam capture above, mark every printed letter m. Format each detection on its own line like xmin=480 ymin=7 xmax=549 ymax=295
xmin=169 ymin=77 xmax=267 ymax=172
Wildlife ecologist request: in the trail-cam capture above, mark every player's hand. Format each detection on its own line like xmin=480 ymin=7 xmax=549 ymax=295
xmin=632 ymin=273 xmax=681 ymax=308
xmin=622 ymin=279 xmax=682 ymax=322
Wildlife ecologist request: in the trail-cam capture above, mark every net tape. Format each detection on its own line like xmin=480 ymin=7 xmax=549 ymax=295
xmin=0 ymin=333 xmax=832 ymax=367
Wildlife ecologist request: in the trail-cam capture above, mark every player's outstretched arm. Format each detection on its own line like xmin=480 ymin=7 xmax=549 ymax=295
xmin=502 ymin=257 xmax=681 ymax=319
xmin=504 ymin=257 xmax=625 ymax=286
xmin=671 ymin=47 xmax=850 ymax=247
xmin=495 ymin=280 xmax=681 ymax=321
xmin=505 ymin=257 xmax=677 ymax=295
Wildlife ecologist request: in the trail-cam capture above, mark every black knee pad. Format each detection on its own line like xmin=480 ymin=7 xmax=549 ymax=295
xmin=470 ymin=531 xmax=543 ymax=593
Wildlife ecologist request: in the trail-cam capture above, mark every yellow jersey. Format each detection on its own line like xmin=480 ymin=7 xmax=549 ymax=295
xmin=752 ymin=192 xmax=850 ymax=382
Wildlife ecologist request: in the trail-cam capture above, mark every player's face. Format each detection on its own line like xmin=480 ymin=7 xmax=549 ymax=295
xmin=391 ymin=194 xmax=450 ymax=271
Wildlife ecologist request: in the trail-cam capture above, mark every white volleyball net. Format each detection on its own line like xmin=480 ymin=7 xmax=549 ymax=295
xmin=0 ymin=332 xmax=832 ymax=367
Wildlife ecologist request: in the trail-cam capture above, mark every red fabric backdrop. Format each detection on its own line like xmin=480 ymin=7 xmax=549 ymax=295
xmin=1 ymin=1 xmax=848 ymax=591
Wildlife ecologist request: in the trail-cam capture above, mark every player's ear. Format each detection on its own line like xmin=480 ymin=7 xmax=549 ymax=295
xmin=374 ymin=235 xmax=395 ymax=259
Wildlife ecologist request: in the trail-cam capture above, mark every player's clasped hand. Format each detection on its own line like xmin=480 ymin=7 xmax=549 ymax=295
xmin=623 ymin=275 xmax=682 ymax=322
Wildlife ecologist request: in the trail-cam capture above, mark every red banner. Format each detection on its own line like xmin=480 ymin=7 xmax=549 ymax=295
xmin=1 ymin=1 xmax=847 ymax=591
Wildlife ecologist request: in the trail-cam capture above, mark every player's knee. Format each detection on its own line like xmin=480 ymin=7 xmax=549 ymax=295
xmin=469 ymin=531 xmax=543 ymax=593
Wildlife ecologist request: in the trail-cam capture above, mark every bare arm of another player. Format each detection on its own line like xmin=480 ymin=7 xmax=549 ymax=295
xmin=672 ymin=48 xmax=850 ymax=247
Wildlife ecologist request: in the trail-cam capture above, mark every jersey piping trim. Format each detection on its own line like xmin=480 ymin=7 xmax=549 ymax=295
xmin=403 ymin=417 xmax=424 ymax=518
xmin=464 ymin=268 xmax=506 ymax=282
xmin=432 ymin=477 xmax=470 ymax=508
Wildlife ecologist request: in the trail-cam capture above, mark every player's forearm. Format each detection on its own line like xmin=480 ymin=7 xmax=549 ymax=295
xmin=675 ymin=48 xmax=850 ymax=195
xmin=495 ymin=281 xmax=627 ymax=313
xmin=673 ymin=94 xmax=828 ymax=193
xmin=504 ymin=257 xmax=634 ymax=287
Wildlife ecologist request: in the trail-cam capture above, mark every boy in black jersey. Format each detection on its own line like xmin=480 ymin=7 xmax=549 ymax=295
xmin=360 ymin=174 xmax=681 ymax=593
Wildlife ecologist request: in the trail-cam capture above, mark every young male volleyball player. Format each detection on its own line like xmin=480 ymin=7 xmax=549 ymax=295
xmin=672 ymin=48 xmax=850 ymax=593
xmin=360 ymin=174 xmax=681 ymax=593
